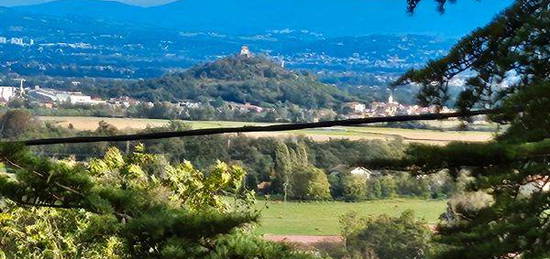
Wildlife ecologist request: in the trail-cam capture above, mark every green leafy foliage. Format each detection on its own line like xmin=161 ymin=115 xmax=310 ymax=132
xmin=289 ymin=165 xmax=331 ymax=200
xmin=0 ymin=144 xmax=311 ymax=258
xmin=0 ymin=203 xmax=126 ymax=258
xmin=206 ymin=233 xmax=314 ymax=259
xmin=341 ymin=175 xmax=367 ymax=202
xmin=0 ymin=110 xmax=37 ymax=139
xmin=340 ymin=210 xmax=433 ymax=259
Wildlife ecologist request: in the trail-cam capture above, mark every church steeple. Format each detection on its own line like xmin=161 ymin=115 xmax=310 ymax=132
xmin=388 ymin=92 xmax=396 ymax=104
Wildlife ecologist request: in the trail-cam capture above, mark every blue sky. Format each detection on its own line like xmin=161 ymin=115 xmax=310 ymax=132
xmin=0 ymin=0 xmax=177 ymax=6
xmin=1 ymin=0 xmax=515 ymax=37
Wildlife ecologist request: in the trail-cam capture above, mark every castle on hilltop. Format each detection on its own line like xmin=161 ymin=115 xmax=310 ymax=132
xmin=240 ymin=45 xmax=252 ymax=58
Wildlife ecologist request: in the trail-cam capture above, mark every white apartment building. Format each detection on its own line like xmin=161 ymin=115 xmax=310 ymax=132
xmin=10 ymin=38 xmax=24 ymax=45
xmin=0 ymin=86 xmax=16 ymax=102
xmin=29 ymin=88 xmax=105 ymax=105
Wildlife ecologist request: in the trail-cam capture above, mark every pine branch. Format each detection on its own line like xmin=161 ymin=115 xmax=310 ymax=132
xmin=1 ymin=156 xmax=84 ymax=197
xmin=15 ymin=200 xmax=83 ymax=210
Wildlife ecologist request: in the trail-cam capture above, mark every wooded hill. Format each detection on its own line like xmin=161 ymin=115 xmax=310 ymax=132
xmin=107 ymin=55 xmax=357 ymax=109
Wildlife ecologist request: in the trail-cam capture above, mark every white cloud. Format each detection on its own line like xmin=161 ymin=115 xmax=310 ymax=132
xmin=0 ymin=0 xmax=178 ymax=7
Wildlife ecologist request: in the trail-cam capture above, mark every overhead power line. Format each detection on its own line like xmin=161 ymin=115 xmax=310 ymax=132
xmin=15 ymin=109 xmax=497 ymax=146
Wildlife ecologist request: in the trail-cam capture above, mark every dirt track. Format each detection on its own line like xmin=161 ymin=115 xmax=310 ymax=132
xmin=263 ymin=235 xmax=343 ymax=245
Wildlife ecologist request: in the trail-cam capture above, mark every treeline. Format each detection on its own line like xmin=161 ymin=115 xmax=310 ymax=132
xmin=2 ymin=109 xmax=463 ymax=201
xmin=330 ymin=171 xmax=459 ymax=202
xmin=0 ymin=115 xmax=472 ymax=259
xmin=5 ymin=98 xmax=340 ymax=124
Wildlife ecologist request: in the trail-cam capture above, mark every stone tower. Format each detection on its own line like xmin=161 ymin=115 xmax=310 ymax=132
xmin=240 ymin=45 xmax=252 ymax=58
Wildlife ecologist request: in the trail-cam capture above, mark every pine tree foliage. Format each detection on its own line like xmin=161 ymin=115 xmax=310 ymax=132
xmin=0 ymin=144 xmax=310 ymax=258
xmin=366 ymin=0 xmax=550 ymax=258
xmin=400 ymin=0 xmax=548 ymax=111
xmin=407 ymin=0 xmax=457 ymax=14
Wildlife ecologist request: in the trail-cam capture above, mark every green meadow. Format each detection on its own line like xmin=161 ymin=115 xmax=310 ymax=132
xmin=255 ymin=199 xmax=447 ymax=235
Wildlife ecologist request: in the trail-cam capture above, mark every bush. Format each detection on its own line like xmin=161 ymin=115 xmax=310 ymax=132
xmin=289 ymin=166 xmax=331 ymax=200
xmin=365 ymin=178 xmax=382 ymax=200
xmin=439 ymin=191 xmax=494 ymax=226
xmin=341 ymin=210 xmax=433 ymax=259
xmin=205 ymin=234 xmax=316 ymax=259
xmin=312 ymin=241 xmax=347 ymax=259
xmin=342 ymin=174 xmax=367 ymax=202
xmin=379 ymin=176 xmax=397 ymax=198
xmin=328 ymin=173 xmax=345 ymax=198
xmin=0 ymin=109 xmax=36 ymax=139
xmin=395 ymin=173 xmax=431 ymax=198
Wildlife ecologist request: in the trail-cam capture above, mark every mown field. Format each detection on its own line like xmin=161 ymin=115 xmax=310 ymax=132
xmin=255 ymin=199 xmax=447 ymax=235
xmin=39 ymin=116 xmax=495 ymax=145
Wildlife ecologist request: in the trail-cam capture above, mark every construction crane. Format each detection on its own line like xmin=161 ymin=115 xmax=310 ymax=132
xmin=14 ymin=78 xmax=26 ymax=96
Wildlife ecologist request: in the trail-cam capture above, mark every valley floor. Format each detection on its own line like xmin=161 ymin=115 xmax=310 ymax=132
xmin=39 ymin=116 xmax=495 ymax=145
xmin=255 ymin=199 xmax=447 ymax=235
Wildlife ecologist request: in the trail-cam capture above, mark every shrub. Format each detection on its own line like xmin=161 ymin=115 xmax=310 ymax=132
xmin=289 ymin=166 xmax=331 ymax=200
xmin=0 ymin=109 xmax=36 ymax=139
xmin=365 ymin=178 xmax=382 ymax=200
xmin=342 ymin=174 xmax=367 ymax=202
xmin=439 ymin=191 xmax=494 ymax=226
xmin=341 ymin=210 xmax=433 ymax=259
xmin=379 ymin=176 xmax=397 ymax=198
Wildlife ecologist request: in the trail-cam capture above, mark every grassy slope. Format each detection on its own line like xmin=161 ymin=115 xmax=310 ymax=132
xmin=255 ymin=199 xmax=447 ymax=235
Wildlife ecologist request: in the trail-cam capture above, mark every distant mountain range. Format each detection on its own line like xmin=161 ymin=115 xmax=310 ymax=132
xmin=0 ymin=3 xmax=461 ymax=78
xmin=9 ymin=0 xmax=513 ymax=37
xmin=0 ymin=0 xmax=513 ymax=79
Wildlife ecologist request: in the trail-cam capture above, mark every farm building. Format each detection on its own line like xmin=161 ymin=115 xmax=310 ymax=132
xmin=329 ymin=165 xmax=380 ymax=179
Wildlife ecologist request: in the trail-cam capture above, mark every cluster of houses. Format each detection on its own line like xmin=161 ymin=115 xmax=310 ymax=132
xmin=0 ymin=36 xmax=34 ymax=46
xmin=0 ymin=86 xmax=18 ymax=103
xmin=343 ymin=94 xmax=455 ymax=118
xmin=0 ymin=80 xmax=273 ymax=116
xmin=0 ymin=82 xmax=108 ymax=107
xmin=226 ymin=101 xmax=265 ymax=113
